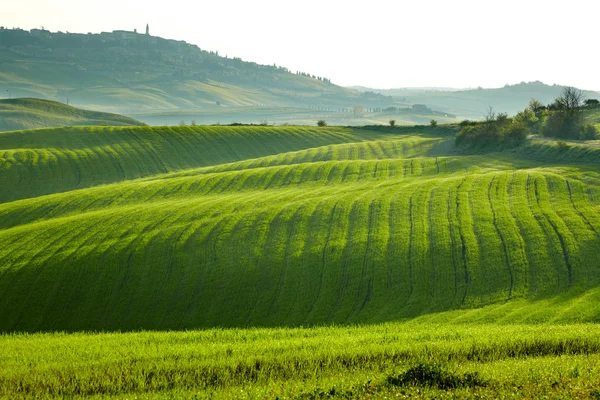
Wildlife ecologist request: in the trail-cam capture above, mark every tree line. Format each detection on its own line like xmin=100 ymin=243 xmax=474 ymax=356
xmin=456 ymin=87 xmax=599 ymax=148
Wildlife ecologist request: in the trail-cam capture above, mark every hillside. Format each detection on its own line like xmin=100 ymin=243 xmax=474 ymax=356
xmin=0 ymin=28 xmax=462 ymax=126
xmin=357 ymin=82 xmax=600 ymax=119
xmin=0 ymin=28 xmax=391 ymax=114
xmin=0 ymin=98 xmax=143 ymax=131
xmin=1 ymin=124 xmax=600 ymax=332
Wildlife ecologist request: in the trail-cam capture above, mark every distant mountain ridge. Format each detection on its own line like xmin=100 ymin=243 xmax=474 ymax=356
xmin=0 ymin=28 xmax=391 ymax=115
xmin=352 ymin=82 xmax=600 ymax=119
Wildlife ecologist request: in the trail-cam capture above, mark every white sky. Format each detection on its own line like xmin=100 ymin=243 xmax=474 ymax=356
xmin=3 ymin=0 xmax=599 ymax=90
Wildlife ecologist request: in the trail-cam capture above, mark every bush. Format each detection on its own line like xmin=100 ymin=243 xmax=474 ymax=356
xmin=557 ymin=140 xmax=570 ymax=150
xmin=430 ymin=119 xmax=438 ymax=127
xmin=542 ymin=112 xmax=580 ymax=139
xmin=455 ymin=115 xmax=527 ymax=149
xmin=387 ymin=363 xmax=486 ymax=389
xmin=585 ymin=99 xmax=599 ymax=109
xmin=317 ymin=120 xmax=327 ymax=127
xmin=389 ymin=119 xmax=396 ymax=127
xmin=459 ymin=119 xmax=476 ymax=127
xmin=514 ymin=108 xmax=538 ymax=129
xmin=503 ymin=121 xmax=529 ymax=146
xmin=455 ymin=124 xmax=481 ymax=146
xmin=580 ymin=124 xmax=598 ymax=140
xmin=541 ymin=87 xmax=586 ymax=139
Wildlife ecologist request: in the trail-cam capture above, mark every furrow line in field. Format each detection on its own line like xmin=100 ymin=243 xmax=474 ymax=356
xmin=488 ymin=175 xmax=514 ymax=299
xmin=331 ymin=183 xmax=391 ymax=322
xmin=524 ymin=173 xmax=564 ymax=295
xmin=566 ymin=180 xmax=600 ymax=236
xmin=456 ymin=175 xmax=478 ymax=306
xmin=1 ymin=221 xmax=96 ymax=331
xmin=546 ymin=175 xmax=600 ymax=287
xmin=533 ymin=174 xmax=574 ymax=287
xmin=445 ymin=176 xmax=465 ymax=308
xmin=427 ymin=178 xmax=452 ymax=310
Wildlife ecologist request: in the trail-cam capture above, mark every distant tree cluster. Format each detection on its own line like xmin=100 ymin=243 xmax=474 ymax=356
xmin=455 ymin=107 xmax=528 ymax=148
xmin=295 ymin=71 xmax=331 ymax=83
xmin=456 ymin=87 xmax=599 ymax=148
xmin=585 ymin=99 xmax=600 ymax=109
xmin=537 ymin=88 xmax=598 ymax=139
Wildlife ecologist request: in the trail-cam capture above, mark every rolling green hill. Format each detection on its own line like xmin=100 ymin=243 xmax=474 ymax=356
xmin=1 ymin=124 xmax=600 ymax=332
xmin=0 ymin=98 xmax=143 ymax=131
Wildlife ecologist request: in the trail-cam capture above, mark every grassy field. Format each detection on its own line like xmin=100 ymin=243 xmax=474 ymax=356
xmin=2 ymin=124 xmax=600 ymax=332
xmin=0 ymin=98 xmax=144 ymax=132
xmin=133 ymin=107 xmax=457 ymax=127
xmin=3 ymin=322 xmax=600 ymax=398
xmin=2 ymin=123 xmax=600 ymax=397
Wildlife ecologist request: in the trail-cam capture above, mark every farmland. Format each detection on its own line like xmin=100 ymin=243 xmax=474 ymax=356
xmin=3 ymin=323 xmax=600 ymax=398
xmin=2 ymin=124 xmax=600 ymax=397
xmin=0 ymin=98 xmax=144 ymax=132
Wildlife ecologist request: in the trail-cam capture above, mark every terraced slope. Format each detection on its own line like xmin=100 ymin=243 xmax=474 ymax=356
xmin=0 ymin=98 xmax=144 ymax=132
xmin=1 ymin=125 xmax=600 ymax=332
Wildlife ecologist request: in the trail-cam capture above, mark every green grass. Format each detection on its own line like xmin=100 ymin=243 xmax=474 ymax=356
xmin=2 ymin=123 xmax=600 ymax=397
xmin=134 ymin=107 xmax=458 ymax=127
xmin=1 ymin=124 xmax=600 ymax=333
xmin=0 ymin=98 xmax=143 ymax=132
xmin=2 ymin=322 xmax=600 ymax=398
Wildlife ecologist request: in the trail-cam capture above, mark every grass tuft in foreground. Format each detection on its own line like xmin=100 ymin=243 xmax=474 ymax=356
xmin=2 ymin=323 xmax=600 ymax=398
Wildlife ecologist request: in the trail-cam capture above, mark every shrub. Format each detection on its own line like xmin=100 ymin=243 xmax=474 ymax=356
xmin=459 ymin=119 xmax=476 ymax=127
xmin=455 ymin=124 xmax=481 ymax=146
xmin=542 ymin=112 xmax=580 ymax=139
xmin=502 ymin=121 xmax=529 ymax=146
xmin=585 ymin=99 xmax=599 ymax=109
xmin=317 ymin=120 xmax=327 ymax=127
xmin=389 ymin=119 xmax=396 ymax=127
xmin=514 ymin=108 xmax=538 ymax=128
xmin=387 ymin=363 xmax=486 ymax=389
xmin=557 ymin=140 xmax=570 ymax=150
xmin=541 ymin=87 xmax=586 ymax=139
xmin=430 ymin=119 xmax=438 ymax=127
xmin=455 ymin=114 xmax=527 ymax=149
xmin=580 ymin=124 xmax=598 ymax=140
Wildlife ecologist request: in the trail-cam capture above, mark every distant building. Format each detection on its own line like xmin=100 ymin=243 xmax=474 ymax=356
xmin=146 ymin=24 xmax=150 ymax=36
xmin=112 ymin=30 xmax=138 ymax=40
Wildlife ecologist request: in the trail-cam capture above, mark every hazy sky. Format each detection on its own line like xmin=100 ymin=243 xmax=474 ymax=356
xmin=3 ymin=0 xmax=599 ymax=90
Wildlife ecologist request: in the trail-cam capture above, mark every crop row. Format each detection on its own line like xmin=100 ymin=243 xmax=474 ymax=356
xmin=0 ymin=125 xmax=406 ymax=202
xmin=1 ymin=167 xmax=598 ymax=331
